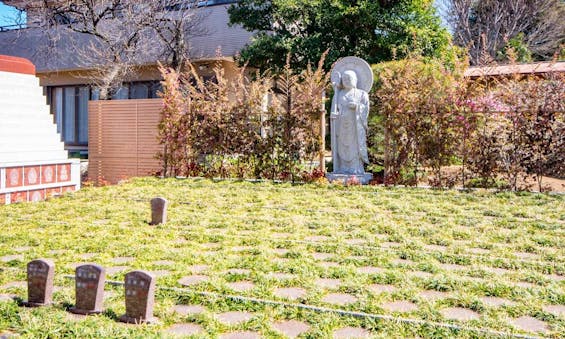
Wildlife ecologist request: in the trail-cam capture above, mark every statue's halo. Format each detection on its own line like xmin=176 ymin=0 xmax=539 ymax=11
xmin=331 ymin=56 xmax=374 ymax=93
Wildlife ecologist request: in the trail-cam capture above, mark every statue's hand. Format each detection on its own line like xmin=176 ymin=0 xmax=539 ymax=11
xmin=330 ymin=112 xmax=339 ymax=120
xmin=348 ymin=102 xmax=357 ymax=109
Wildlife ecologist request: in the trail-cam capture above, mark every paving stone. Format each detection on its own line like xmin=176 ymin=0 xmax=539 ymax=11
xmin=172 ymin=304 xmax=206 ymax=316
xmin=348 ymin=256 xmax=366 ymax=261
xmin=546 ymin=274 xmax=564 ymax=282
xmin=480 ymin=296 xmax=517 ymax=307
xmin=78 ymin=253 xmax=98 ymax=260
xmin=312 ymin=252 xmax=334 ymax=261
xmin=220 ymin=331 xmax=261 ymax=339
xmin=274 ymin=287 xmax=307 ymax=300
xmin=0 ymin=254 xmax=24 ymax=262
xmin=187 ymin=265 xmax=209 ymax=273
xmin=344 ymin=238 xmax=366 ymax=245
xmin=0 ymin=294 xmax=15 ymax=302
xmin=273 ymin=258 xmax=291 ymax=264
xmin=440 ymin=307 xmax=480 ymax=321
xmin=153 ymin=260 xmax=176 ymax=266
xmin=272 ymin=248 xmax=290 ymax=255
xmin=369 ymin=284 xmax=397 ymax=293
xmin=269 ymin=273 xmax=297 ymax=280
xmin=306 ymin=235 xmax=331 ymax=242
xmin=410 ymin=271 xmax=434 ymax=278
xmin=515 ymin=281 xmax=537 ymax=289
xmin=112 ymin=257 xmax=135 ymax=264
xmin=178 ymin=275 xmax=209 ymax=286
xmin=381 ymin=300 xmax=418 ymax=312
xmin=424 ymin=244 xmax=448 ymax=252
xmin=468 ymin=248 xmax=490 ymax=255
xmin=485 ymin=267 xmax=510 ymax=275
xmin=47 ymin=249 xmax=66 ymax=255
xmin=272 ymin=320 xmax=310 ymax=338
xmin=0 ymin=331 xmax=16 ymax=338
xmin=315 ymin=278 xmax=342 ymax=289
xmin=105 ymin=266 xmax=129 ymax=275
xmin=357 ymin=266 xmax=384 ymax=275
xmin=272 ymin=233 xmax=293 ymax=238
xmin=93 ymin=219 xmax=110 ymax=225
xmin=439 ymin=263 xmax=467 ymax=271
xmin=513 ymin=252 xmax=538 ymax=259
xmin=319 ymin=262 xmax=340 ymax=268
xmin=166 ymin=323 xmax=204 ymax=336
xmin=418 ymin=290 xmax=451 ymax=301
xmin=333 ymin=326 xmax=371 ymax=338
xmin=1 ymin=281 xmax=26 ymax=289
xmin=66 ymin=313 xmax=87 ymax=321
xmin=543 ymin=304 xmax=565 ymax=317
xmin=226 ymin=268 xmax=251 ymax=275
xmin=510 ymin=316 xmax=549 ymax=334
xmin=231 ymin=246 xmax=252 ymax=252
xmin=391 ymin=258 xmax=414 ymax=265
xmin=13 ymin=246 xmax=32 ymax=252
xmin=202 ymin=243 xmax=221 ymax=249
xmin=216 ymin=311 xmax=254 ymax=325
xmin=322 ymin=293 xmax=358 ymax=306
xmin=149 ymin=270 xmax=171 ymax=277
xmin=380 ymin=242 xmax=401 ymax=248
xmin=227 ymin=281 xmax=255 ymax=292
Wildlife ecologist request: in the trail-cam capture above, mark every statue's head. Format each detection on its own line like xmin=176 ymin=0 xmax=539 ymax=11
xmin=342 ymin=70 xmax=358 ymax=89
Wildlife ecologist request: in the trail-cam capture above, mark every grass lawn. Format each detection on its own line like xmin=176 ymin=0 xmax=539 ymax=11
xmin=0 ymin=178 xmax=563 ymax=338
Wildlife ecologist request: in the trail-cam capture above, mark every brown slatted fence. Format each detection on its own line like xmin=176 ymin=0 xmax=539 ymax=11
xmin=88 ymin=99 xmax=164 ymax=185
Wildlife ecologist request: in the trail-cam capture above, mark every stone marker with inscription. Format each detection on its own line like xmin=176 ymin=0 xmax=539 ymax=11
xmin=119 ymin=270 xmax=158 ymax=324
xmin=23 ymin=259 xmax=55 ymax=307
xmin=150 ymin=197 xmax=168 ymax=225
xmin=70 ymin=264 xmax=105 ymax=315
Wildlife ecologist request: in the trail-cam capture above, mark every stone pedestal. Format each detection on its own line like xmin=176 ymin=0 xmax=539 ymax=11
xmin=326 ymin=173 xmax=373 ymax=185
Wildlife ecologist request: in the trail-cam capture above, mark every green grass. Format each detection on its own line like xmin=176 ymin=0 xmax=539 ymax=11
xmin=0 ymin=178 xmax=563 ymax=338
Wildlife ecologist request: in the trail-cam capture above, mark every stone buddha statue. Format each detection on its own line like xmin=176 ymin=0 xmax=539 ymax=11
xmin=327 ymin=57 xmax=373 ymax=184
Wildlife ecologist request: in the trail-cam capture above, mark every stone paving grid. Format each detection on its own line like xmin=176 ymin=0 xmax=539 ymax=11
xmin=0 ymin=182 xmax=563 ymax=337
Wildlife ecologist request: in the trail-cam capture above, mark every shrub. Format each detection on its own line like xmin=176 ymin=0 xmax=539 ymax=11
xmin=158 ymin=55 xmax=329 ymax=182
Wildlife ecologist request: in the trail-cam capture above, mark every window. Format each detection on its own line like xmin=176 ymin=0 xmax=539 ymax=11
xmin=49 ymin=86 xmax=90 ymax=147
xmin=48 ymin=81 xmax=162 ymax=148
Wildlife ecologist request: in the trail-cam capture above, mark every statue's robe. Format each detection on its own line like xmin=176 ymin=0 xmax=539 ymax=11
xmin=331 ymin=87 xmax=370 ymax=174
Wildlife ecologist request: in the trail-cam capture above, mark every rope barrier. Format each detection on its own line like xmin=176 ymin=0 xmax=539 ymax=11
xmin=57 ymin=274 xmax=544 ymax=339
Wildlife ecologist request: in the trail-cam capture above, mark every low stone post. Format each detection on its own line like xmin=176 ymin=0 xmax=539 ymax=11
xmin=119 ymin=270 xmax=158 ymax=324
xmin=150 ymin=197 xmax=168 ymax=225
xmin=23 ymin=259 xmax=54 ymax=307
xmin=70 ymin=264 xmax=105 ymax=315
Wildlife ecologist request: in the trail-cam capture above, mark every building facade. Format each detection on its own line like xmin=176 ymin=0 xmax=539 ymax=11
xmin=0 ymin=0 xmax=251 ymax=156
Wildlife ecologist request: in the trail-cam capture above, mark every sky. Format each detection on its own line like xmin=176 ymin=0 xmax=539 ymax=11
xmin=0 ymin=1 xmax=447 ymax=29
xmin=0 ymin=1 xmax=25 ymax=28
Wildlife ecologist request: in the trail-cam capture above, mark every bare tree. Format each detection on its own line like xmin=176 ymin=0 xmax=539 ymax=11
xmin=21 ymin=0 xmax=209 ymax=97
xmin=445 ymin=0 xmax=565 ymax=65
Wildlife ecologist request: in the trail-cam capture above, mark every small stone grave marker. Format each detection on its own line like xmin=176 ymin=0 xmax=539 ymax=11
xmin=150 ymin=197 xmax=168 ymax=225
xmin=70 ymin=264 xmax=105 ymax=315
xmin=119 ymin=271 xmax=158 ymax=324
xmin=23 ymin=259 xmax=54 ymax=307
